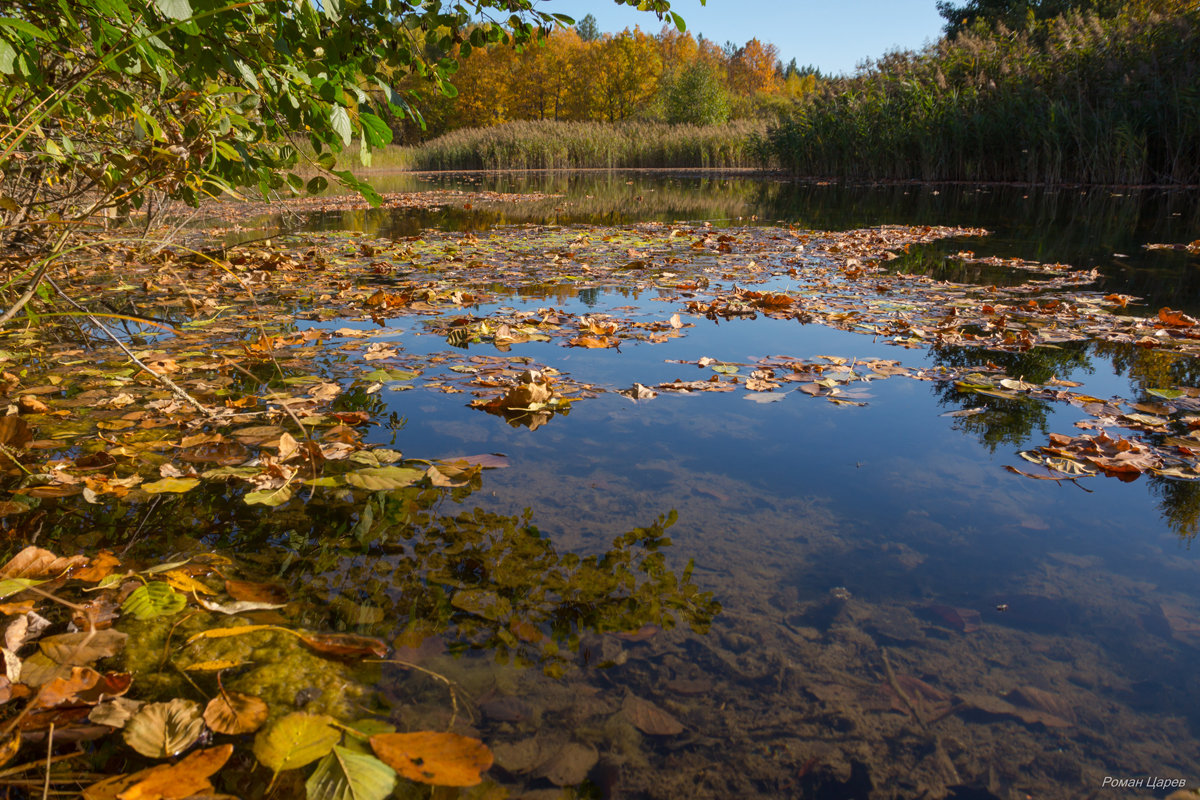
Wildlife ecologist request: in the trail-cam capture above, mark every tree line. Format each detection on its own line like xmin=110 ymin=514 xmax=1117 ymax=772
xmin=396 ymin=20 xmax=822 ymax=143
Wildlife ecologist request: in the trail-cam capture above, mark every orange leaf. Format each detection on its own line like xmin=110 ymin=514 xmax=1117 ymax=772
xmin=73 ymin=551 xmax=121 ymax=583
xmin=105 ymin=744 xmax=232 ymax=800
xmin=369 ymin=732 xmax=493 ymax=786
xmin=204 ymin=690 xmax=268 ymax=735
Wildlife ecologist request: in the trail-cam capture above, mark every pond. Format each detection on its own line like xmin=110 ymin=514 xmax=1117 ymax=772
xmin=3 ymin=171 xmax=1200 ymax=799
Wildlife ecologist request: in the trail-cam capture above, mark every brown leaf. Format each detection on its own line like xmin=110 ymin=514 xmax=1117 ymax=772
xmin=39 ymin=629 xmax=128 ymax=665
xmin=224 ymin=579 xmax=288 ymax=605
xmin=536 ymin=741 xmax=599 ymax=787
xmin=178 ymin=440 xmax=249 ymax=466
xmin=370 ymin=732 xmax=493 ymax=786
xmin=621 ymin=694 xmax=683 ymax=735
xmin=0 ymin=416 xmax=32 ymax=449
xmin=76 ymin=672 xmax=133 ymax=704
xmin=18 ymin=395 xmax=49 ymax=414
xmin=298 ymin=631 xmax=388 ymax=659
xmin=0 ymin=546 xmax=87 ymax=579
xmin=203 ymin=690 xmax=268 ymax=735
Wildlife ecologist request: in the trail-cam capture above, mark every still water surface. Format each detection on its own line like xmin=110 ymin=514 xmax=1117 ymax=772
xmin=278 ymin=172 xmax=1200 ymax=798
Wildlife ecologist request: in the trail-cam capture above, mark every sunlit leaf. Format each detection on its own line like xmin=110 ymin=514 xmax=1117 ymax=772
xmin=141 ymin=477 xmax=200 ymax=494
xmin=204 ymin=690 xmax=268 ymax=734
xmin=122 ymin=582 xmax=186 ymax=620
xmin=306 ymin=746 xmax=397 ymax=800
xmin=39 ymin=629 xmax=127 ymax=664
xmin=123 ymin=698 xmax=204 ymax=758
xmin=253 ymin=712 xmax=341 ymax=775
xmin=343 ymin=466 xmax=425 ymax=491
xmin=185 ymin=624 xmax=277 ymax=645
xmin=369 ymin=732 xmax=493 ymax=787
xmin=244 ymin=486 xmax=294 ymax=506
xmin=0 ymin=545 xmax=86 ymax=578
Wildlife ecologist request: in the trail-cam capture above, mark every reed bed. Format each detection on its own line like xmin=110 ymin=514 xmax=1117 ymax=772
xmin=762 ymin=7 xmax=1200 ymax=185
xmin=398 ymin=120 xmax=768 ymax=171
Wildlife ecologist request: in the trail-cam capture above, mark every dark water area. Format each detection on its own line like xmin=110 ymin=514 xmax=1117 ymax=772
xmin=132 ymin=172 xmax=1200 ymax=797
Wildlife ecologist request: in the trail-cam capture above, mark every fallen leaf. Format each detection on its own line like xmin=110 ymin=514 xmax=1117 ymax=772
xmin=123 ymin=698 xmax=205 ymax=758
xmin=369 ymin=732 xmax=493 ymax=787
xmin=254 ymin=712 xmax=341 ymax=775
xmin=204 ymin=690 xmax=268 ymax=735
xmin=621 ymin=694 xmax=683 ymax=735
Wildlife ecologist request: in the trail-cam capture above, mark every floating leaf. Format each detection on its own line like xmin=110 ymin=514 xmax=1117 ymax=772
xmin=141 ymin=477 xmax=200 ymax=495
xmin=204 ymin=690 xmax=268 ymax=735
xmin=0 ymin=416 xmax=32 ymax=449
xmin=89 ymin=697 xmax=142 ymax=729
xmin=244 ymin=486 xmax=294 ymax=506
xmin=196 ymin=596 xmax=287 ymax=615
xmin=40 ymin=629 xmax=127 ymax=664
xmin=0 ymin=577 xmax=46 ymax=599
xmin=85 ymin=743 xmax=230 ymax=800
xmin=225 ymin=579 xmax=289 ymax=604
xmin=123 ymin=698 xmax=204 ymax=758
xmin=306 ymin=746 xmax=397 ymax=800
xmin=0 ymin=546 xmax=87 ymax=579
xmin=343 ymin=466 xmax=425 ymax=491
xmin=369 ymin=732 xmax=493 ymax=787
xmin=253 ymin=712 xmax=341 ymax=775
xmin=1147 ymin=388 xmax=1185 ymax=400
xmin=122 ymin=582 xmax=186 ymax=620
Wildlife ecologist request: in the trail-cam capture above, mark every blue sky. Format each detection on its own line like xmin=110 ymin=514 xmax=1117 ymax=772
xmin=545 ymin=0 xmax=947 ymax=76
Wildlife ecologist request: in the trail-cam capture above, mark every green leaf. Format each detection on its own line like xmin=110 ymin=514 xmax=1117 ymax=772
xmin=0 ymin=40 xmax=17 ymax=76
xmin=254 ymin=712 xmax=341 ymax=776
xmin=343 ymin=467 xmax=425 ymax=491
xmin=142 ymin=477 xmax=200 ymax=494
xmin=124 ymin=699 xmax=204 ymax=758
xmin=359 ymin=113 xmax=392 ymax=148
xmin=0 ymin=577 xmax=45 ymax=599
xmin=122 ymin=582 xmax=186 ymax=620
xmin=152 ymin=0 xmax=193 ymax=21
xmin=244 ymin=486 xmax=294 ymax=506
xmin=307 ymin=176 xmax=329 ymax=194
xmin=670 ymin=11 xmax=686 ymax=32
xmin=1147 ymin=388 xmax=1185 ymax=400
xmin=330 ymin=105 xmax=352 ymax=147
xmin=0 ymin=17 xmax=51 ymax=41
xmin=359 ymin=368 xmax=418 ymax=382
xmin=306 ymin=746 xmax=396 ymax=800
xmin=322 ymin=0 xmax=342 ymax=22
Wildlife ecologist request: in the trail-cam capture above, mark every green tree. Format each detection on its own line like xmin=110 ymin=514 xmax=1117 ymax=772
xmin=936 ymin=0 xmax=1123 ymax=34
xmin=576 ymin=12 xmax=601 ymax=41
xmin=660 ymin=61 xmax=730 ymax=125
xmin=0 ymin=0 xmax=681 ymax=322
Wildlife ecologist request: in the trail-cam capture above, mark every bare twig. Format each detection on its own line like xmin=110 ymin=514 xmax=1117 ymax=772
xmin=43 ymin=275 xmax=217 ymax=420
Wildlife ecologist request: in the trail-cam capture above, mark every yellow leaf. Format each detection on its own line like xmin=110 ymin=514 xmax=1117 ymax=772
xmin=162 ymin=569 xmax=216 ymax=596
